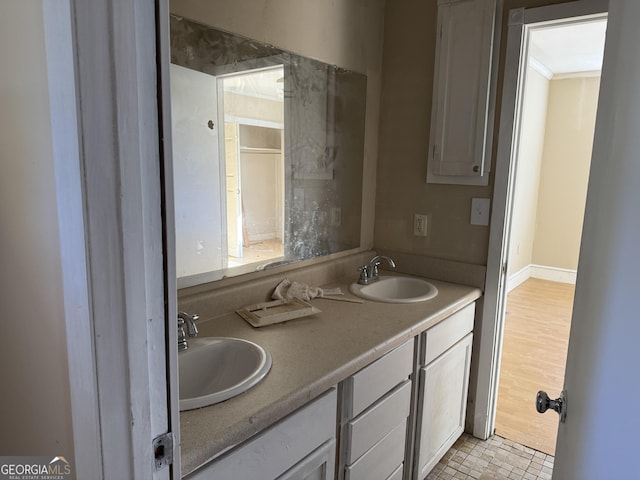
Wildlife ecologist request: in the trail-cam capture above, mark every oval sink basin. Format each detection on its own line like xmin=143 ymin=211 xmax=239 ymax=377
xmin=350 ymin=276 xmax=438 ymax=303
xmin=179 ymin=337 xmax=272 ymax=411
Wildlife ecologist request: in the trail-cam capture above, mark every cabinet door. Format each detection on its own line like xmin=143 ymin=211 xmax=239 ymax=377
xmin=427 ymin=0 xmax=496 ymax=185
xmin=277 ymin=439 xmax=336 ymax=480
xmin=187 ymin=389 xmax=336 ymax=480
xmin=416 ymin=333 xmax=473 ymax=479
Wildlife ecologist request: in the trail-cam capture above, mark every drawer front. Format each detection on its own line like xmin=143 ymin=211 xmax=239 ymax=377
xmin=386 ymin=464 xmax=403 ymax=480
xmin=187 ymin=389 xmax=337 ymax=480
xmin=347 ymin=339 xmax=413 ymax=417
xmin=345 ymin=420 xmax=407 ymax=480
xmin=422 ymin=302 xmax=474 ymax=365
xmin=345 ymin=379 xmax=411 ymax=463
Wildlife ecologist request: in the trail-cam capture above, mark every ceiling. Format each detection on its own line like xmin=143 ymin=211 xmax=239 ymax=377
xmin=529 ymin=19 xmax=607 ymax=77
xmin=222 ymin=66 xmax=284 ymax=101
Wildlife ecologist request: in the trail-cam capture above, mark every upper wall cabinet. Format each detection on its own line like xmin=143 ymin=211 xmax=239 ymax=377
xmin=427 ymin=0 xmax=498 ymax=186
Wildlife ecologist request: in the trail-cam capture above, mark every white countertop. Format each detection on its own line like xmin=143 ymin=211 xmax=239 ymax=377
xmin=179 ymin=275 xmax=482 ymax=477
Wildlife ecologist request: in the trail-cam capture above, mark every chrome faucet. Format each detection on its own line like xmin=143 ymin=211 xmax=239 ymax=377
xmin=357 ymin=255 xmax=396 ymax=285
xmin=177 ymin=311 xmax=199 ymax=351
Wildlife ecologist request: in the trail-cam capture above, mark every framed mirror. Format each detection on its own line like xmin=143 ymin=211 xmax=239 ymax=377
xmin=170 ymin=15 xmax=367 ymax=287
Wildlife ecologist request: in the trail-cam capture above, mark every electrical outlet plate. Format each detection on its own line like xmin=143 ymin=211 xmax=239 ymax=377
xmin=470 ymin=198 xmax=491 ymax=226
xmin=414 ymin=213 xmax=428 ymax=237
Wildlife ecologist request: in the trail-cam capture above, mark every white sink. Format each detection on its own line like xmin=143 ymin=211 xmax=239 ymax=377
xmin=350 ymin=276 xmax=438 ymax=304
xmin=179 ymin=337 xmax=272 ymax=411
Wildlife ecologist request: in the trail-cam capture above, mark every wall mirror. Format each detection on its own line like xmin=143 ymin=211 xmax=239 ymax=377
xmin=170 ymin=15 xmax=367 ymax=288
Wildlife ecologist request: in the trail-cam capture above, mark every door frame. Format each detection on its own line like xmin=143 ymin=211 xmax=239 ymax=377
xmin=473 ymin=0 xmax=609 ymax=439
xmin=46 ymin=0 xmax=179 ymax=477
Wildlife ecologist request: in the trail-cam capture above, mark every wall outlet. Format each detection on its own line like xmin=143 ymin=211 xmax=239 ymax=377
xmin=414 ymin=213 xmax=428 ymax=237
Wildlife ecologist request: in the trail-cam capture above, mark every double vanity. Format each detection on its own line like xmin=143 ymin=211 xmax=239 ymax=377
xmin=178 ymin=259 xmax=481 ymax=480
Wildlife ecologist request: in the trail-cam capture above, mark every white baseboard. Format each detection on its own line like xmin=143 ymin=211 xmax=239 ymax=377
xmin=507 ymin=264 xmax=576 ymax=291
xmin=507 ymin=266 xmax=531 ymax=292
xmin=530 ymin=264 xmax=577 ymax=284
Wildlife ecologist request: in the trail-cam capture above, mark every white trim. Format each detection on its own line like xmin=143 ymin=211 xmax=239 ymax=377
xmin=528 ymin=56 xmax=554 ymax=79
xmin=508 ymin=264 xmax=577 ymax=292
xmin=157 ymin=0 xmax=182 ymax=476
xmin=530 ymin=264 xmax=577 ymax=284
xmin=529 ymin=55 xmax=602 ymax=80
xmin=71 ymin=0 xmax=172 ymax=478
xmin=553 ymin=69 xmax=601 ymax=79
xmin=507 ymin=265 xmax=531 ymax=292
xmin=473 ymin=15 xmax=524 ymax=441
xmin=42 ymin=2 xmax=102 ymax=477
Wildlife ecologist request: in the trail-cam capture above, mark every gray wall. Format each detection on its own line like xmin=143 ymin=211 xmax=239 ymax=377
xmin=0 ymin=0 xmax=73 ymax=456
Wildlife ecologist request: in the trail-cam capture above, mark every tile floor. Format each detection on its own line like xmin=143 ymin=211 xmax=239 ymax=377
xmin=426 ymin=434 xmax=555 ymax=480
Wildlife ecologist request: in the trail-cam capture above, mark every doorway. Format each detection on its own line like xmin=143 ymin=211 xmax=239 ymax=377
xmin=218 ymin=67 xmax=286 ymax=269
xmin=491 ymin=13 xmax=606 ymax=457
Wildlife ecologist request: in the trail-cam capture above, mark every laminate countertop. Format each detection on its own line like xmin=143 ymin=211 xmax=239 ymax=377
xmin=180 ymin=275 xmax=482 ymax=477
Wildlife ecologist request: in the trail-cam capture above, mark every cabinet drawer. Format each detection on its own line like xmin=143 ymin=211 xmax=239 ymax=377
xmin=345 ymin=379 xmax=411 ymax=463
xmin=346 ymin=339 xmax=413 ymax=417
xmin=345 ymin=420 xmax=407 ymax=480
xmin=422 ymin=302 xmax=474 ymax=365
xmin=187 ymin=388 xmax=337 ymax=480
xmin=386 ymin=464 xmax=403 ymax=480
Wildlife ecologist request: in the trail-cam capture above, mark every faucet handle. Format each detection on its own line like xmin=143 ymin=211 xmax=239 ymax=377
xmin=370 ymin=261 xmax=381 ymax=277
xmin=357 ymin=265 xmax=370 ymax=284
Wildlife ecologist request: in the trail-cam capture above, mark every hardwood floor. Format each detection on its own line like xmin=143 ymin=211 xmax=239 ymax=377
xmin=494 ymin=278 xmax=575 ymax=456
xmin=228 ymin=238 xmax=284 ymax=267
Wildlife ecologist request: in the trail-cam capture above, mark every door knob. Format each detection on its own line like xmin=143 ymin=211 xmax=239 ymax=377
xmin=536 ymin=389 xmax=567 ymax=423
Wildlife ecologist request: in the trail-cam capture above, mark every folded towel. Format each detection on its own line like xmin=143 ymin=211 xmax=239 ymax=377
xmin=271 ymin=278 xmax=343 ymax=302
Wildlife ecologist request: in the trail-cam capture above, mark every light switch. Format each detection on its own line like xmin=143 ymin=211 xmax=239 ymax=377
xmin=470 ymin=198 xmax=491 ymax=226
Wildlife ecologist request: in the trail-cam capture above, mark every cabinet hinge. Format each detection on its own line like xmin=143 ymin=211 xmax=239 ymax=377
xmin=153 ymin=432 xmax=174 ymax=471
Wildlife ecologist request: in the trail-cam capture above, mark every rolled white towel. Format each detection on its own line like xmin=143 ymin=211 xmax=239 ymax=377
xmin=271 ymin=278 xmax=342 ymax=302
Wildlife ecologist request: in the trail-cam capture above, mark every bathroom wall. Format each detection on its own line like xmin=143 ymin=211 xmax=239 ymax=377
xmin=508 ymin=65 xmax=550 ymax=276
xmin=0 ymin=0 xmax=73 ymax=456
xmin=508 ymin=73 xmax=599 ymax=283
xmin=376 ymin=0 xmax=571 ymax=269
xmin=533 ymin=75 xmax=600 ymax=270
xmin=375 ymin=0 xmax=491 ymax=266
xmin=170 ymin=0 xmax=387 ymax=250
xmin=241 ymin=151 xmax=282 ymax=241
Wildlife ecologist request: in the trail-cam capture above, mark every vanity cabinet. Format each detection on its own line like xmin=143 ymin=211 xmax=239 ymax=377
xmin=427 ymin=0 xmax=497 ymax=186
xmin=414 ymin=303 xmax=475 ymax=479
xmin=338 ymin=339 xmax=414 ymax=480
xmin=186 ymin=388 xmax=337 ymax=480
